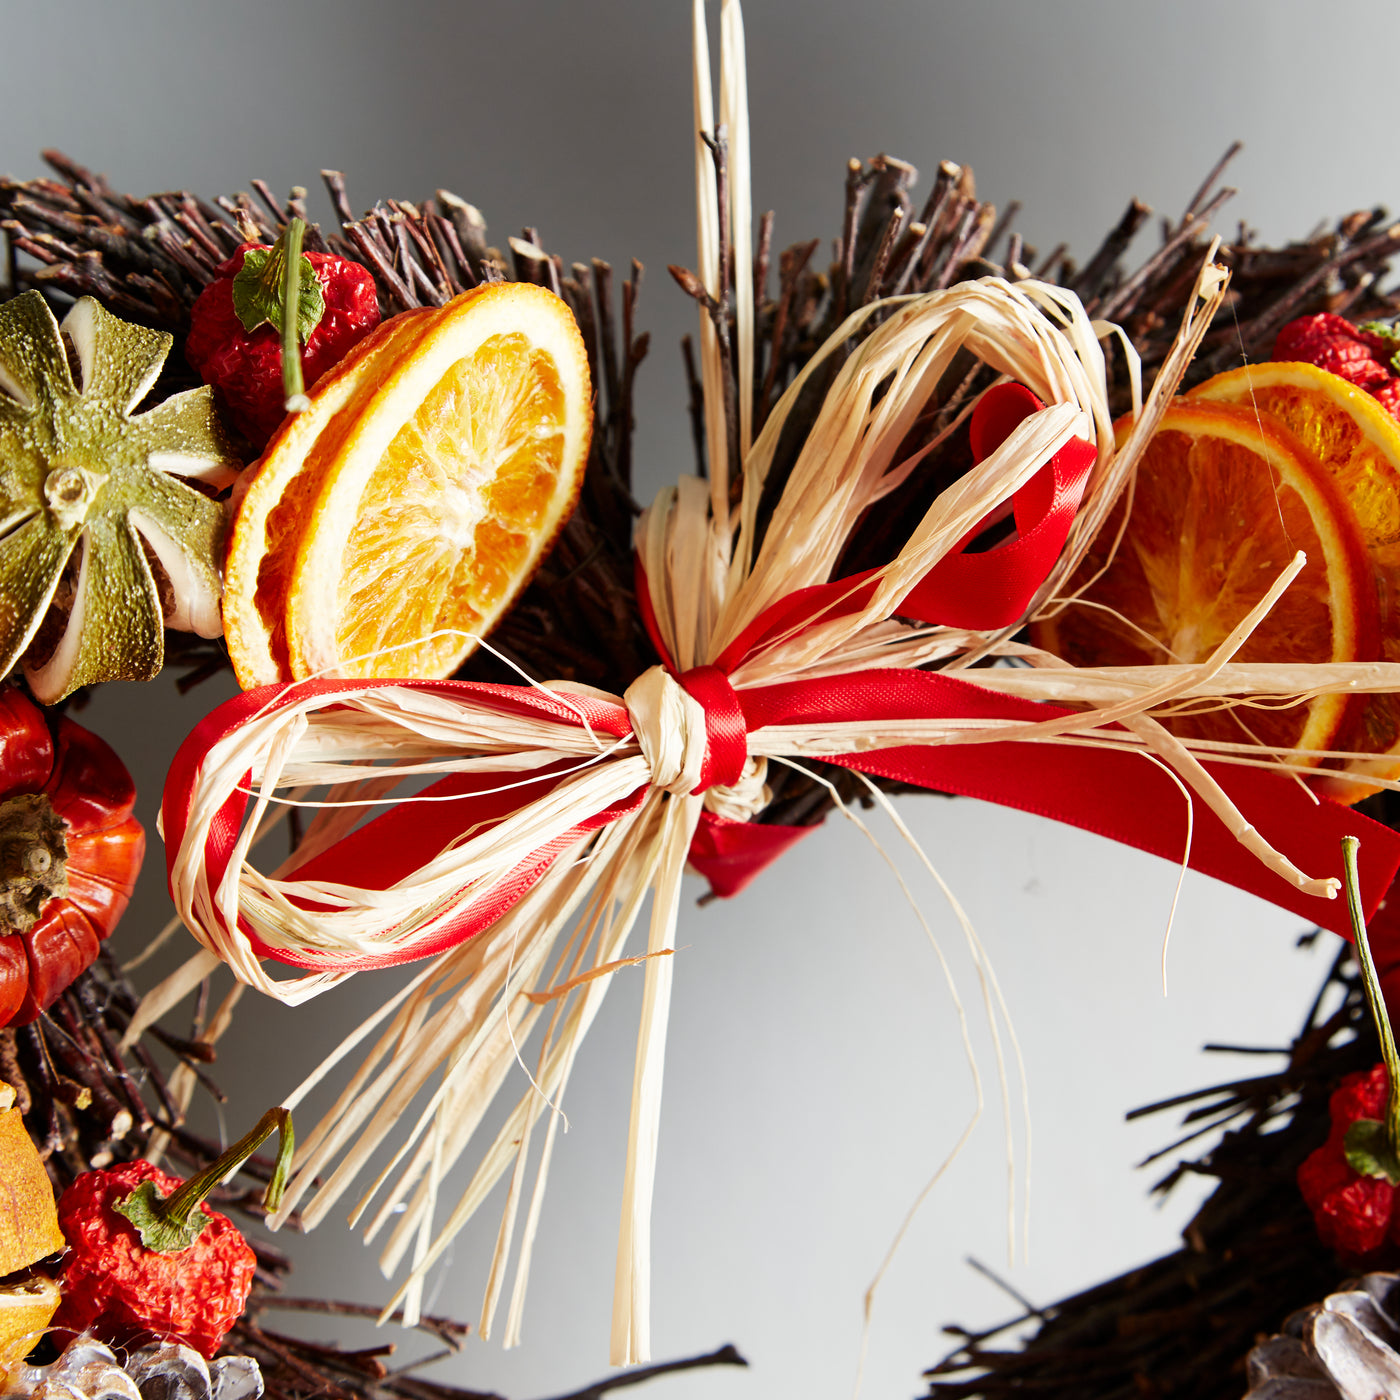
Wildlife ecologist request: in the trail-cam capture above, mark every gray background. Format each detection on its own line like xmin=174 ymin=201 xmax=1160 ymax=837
xmin=1 ymin=1 xmax=1393 ymax=1395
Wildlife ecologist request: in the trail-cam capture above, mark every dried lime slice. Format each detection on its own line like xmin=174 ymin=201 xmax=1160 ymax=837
xmin=0 ymin=291 xmax=239 ymax=701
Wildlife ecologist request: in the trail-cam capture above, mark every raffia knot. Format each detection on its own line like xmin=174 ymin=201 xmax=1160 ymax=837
xmin=622 ymin=663 xmax=750 ymax=799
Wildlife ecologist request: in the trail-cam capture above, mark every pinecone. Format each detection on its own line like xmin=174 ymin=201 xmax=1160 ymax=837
xmin=1245 ymin=1272 xmax=1400 ymax=1397
xmin=7 ymin=1336 xmax=262 ymax=1400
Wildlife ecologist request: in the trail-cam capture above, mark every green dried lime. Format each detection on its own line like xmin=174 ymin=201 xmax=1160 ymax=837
xmin=0 ymin=291 xmax=240 ymax=702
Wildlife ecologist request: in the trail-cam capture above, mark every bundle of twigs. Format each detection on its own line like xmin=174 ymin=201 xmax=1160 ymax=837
xmin=225 ymin=1316 xmax=743 ymax=1400
xmin=0 ymin=152 xmax=654 ymax=706
xmin=923 ymin=939 xmax=1380 ymax=1400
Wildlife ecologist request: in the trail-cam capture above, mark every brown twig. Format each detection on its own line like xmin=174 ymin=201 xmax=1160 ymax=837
xmin=248 ymin=1295 xmax=469 ymax=1352
xmin=538 ymin=1343 xmax=748 ymax=1400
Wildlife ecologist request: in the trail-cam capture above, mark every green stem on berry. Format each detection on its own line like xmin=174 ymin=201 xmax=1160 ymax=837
xmin=281 ymin=218 xmax=311 ymax=416
xmin=115 ymin=1106 xmax=294 ymax=1254
xmin=1341 ymin=835 xmax=1400 ymax=1155
xmin=1358 ymin=319 xmax=1400 ymax=376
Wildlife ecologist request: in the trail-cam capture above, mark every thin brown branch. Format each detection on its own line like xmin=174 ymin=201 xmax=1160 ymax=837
xmin=539 ymin=1344 xmax=748 ymax=1400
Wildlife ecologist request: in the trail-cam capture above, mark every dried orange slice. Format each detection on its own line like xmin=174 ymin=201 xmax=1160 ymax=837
xmin=1031 ymin=399 xmax=1377 ymax=763
xmin=1192 ymin=361 xmax=1400 ymax=799
xmin=0 ymin=1276 xmax=60 ymax=1386
xmin=284 ymin=284 xmax=591 ymax=680
xmin=223 ymin=307 xmax=439 ymax=687
xmin=0 ymin=1097 xmax=62 ymax=1278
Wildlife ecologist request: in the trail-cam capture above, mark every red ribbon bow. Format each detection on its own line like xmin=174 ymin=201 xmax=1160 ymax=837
xmin=164 ymin=384 xmax=1400 ymax=973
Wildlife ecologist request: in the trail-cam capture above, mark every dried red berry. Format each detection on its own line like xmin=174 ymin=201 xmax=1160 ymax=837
xmin=1273 ymin=312 xmax=1400 ymax=424
xmin=1329 ymin=1063 xmax=1392 ymax=1131
xmin=1299 ymin=1144 xmax=1396 ymax=1255
xmin=1298 ymin=1064 xmax=1400 ymax=1259
xmin=1374 ymin=379 xmax=1400 ymax=420
xmin=185 ymin=241 xmax=380 ymax=447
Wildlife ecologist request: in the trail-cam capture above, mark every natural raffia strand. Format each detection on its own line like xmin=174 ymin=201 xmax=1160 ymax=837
xmin=0 ymin=956 xmax=749 ymax=1400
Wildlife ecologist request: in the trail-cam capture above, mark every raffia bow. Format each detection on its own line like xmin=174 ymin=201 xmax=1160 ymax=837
xmin=159 ymin=270 xmax=1400 ymax=1363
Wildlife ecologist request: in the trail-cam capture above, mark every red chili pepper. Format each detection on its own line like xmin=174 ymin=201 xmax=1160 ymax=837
xmin=1274 ymin=312 xmax=1400 ymax=423
xmin=53 ymin=1109 xmax=293 ymax=1359
xmin=0 ymin=688 xmax=144 ymax=1025
xmin=185 ymin=221 xmax=380 ymax=448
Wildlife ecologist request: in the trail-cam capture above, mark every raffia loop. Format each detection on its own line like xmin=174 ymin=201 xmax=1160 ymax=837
xmin=703 ymin=755 xmax=769 ymax=822
xmin=165 ymin=684 xmax=649 ymax=1005
xmin=623 ymin=667 xmax=709 ymax=795
xmin=712 ymin=275 xmax=1111 ymax=654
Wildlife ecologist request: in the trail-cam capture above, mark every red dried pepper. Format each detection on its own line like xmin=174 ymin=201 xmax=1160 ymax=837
xmin=185 ymin=218 xmax=380 ymax=447
xmin=53 ymin=1108 xmax=293 ymax=1359
xmin=0 ymin=687 xmax=144 ymax=1024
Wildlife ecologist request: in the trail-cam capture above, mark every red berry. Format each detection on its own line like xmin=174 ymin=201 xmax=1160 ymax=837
xmin=1373 ymin=379 xmax=1400 ymax=421
xmin=1313 ymin=1164 xmax=1395 ymax=1256
xmin=185 ymin=242 xmax=380 ymax=448
xmin=1298 ymin=1063 xmax=1400 ymax=1259
xmin=1299 ymin=1139 xmax=1353 ymax=1214
xmin=1329 ymin=1063 xmax=1392 ymax=1131
xmin=1272 ymin=312 xmax=1400 ymax=425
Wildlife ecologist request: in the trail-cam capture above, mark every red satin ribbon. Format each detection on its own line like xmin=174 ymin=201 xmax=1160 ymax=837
xmin=163 ymin=679 xmax=643 ymax=973
xmin=900 ymin=382 xmax=1098 ymax=629
xmin=163 ymin=383 xmax=1400 ymax=969
xmin=709 ymin=381 xmax=1098 ymax=674
xmin=689 ymin=669 xmax=1400 ymax=937
xmin=678 ymin=666 xmax=747 ymax=791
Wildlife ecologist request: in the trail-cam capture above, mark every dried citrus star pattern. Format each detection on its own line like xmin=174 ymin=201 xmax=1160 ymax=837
xmin=0 ymin=292 xmax=240 ymax=702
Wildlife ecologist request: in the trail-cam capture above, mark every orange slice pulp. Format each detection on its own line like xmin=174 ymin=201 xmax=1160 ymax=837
xmin=1031 ymin=399 xmax=1377 ymax=763
xmin=284 ymin=283 xmax=592 ymax=681
xmin=1192 ymin=360 xmax=1400 ymax=798
xmin=221 ymin=284 xmax=592 ymax=686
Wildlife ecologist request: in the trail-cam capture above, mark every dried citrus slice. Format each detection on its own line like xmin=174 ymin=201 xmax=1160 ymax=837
xmin=0 ymin=293 xmax=238 ymax=703
xmin=285 ymin=284 xmax=591 ymax=680
xmin=1192 ymin=361 xmax=1400 ymax=799
xmin=0 ymin=1276 xmax=60 ymax=1385
xmin=222 ymin=307 xmax=438 ymax=688
xmin=0 ymin=1097 xmax=63 ymax=1277
xmin=1031 ymin=399 xmax=1377 ymax=763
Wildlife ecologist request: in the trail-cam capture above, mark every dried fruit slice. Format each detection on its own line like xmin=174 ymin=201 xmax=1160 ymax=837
xmin=0 ymin=1091 xmax=63 ymax=1277
xmin=0 ymin=1087 xmax=63 ymax=1379
xmin=1192 ymin=361 xmax=1400 ymax=799
xmin=222 ymin=307 xmax=437 ymax=687
xmin=285 ymin=284 xmax=592 ymax=680
xmin=1031 ymin=400 xmax=1377 ymax=762
xmin=0 ymin=1276 xmax=61 ymax=1386
xmin=0 ymin=292 xmax=239 ymax=703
